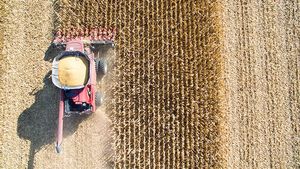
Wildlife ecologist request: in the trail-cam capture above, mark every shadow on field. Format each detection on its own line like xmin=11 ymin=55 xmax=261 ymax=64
xmin=17 ymin=46 xmax=89 ymax=169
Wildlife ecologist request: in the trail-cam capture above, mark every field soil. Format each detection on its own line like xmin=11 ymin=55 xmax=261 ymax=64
xmin=0 ymin=0 xmax=299 ymax=169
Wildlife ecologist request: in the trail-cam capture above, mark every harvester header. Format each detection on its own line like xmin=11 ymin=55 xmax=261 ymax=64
xmin=53 ymin=27 xmax=116 ymax=44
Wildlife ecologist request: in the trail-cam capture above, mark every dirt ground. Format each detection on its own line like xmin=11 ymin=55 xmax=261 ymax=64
xmin=0 ymin=0 xmax=299 ymax=169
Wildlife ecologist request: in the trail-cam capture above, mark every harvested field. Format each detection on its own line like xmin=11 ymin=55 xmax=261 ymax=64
xmin=0 ymin=0 xmax=114 ymax=168
xmin=223 ymin=1 xmax=300 ymax=168
xmin=0 ymin=0 xmax=299 ymax=169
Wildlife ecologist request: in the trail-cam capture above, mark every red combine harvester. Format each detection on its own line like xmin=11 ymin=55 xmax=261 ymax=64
xmin=51 ymin=28 xmax=115 ymax=153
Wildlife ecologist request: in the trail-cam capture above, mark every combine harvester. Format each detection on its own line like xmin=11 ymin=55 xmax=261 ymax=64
xmin=51 ymin=27 xmax=116 ymax=153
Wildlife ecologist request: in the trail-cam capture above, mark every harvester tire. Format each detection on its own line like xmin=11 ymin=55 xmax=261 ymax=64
xmin=95 ymin=91 xmax=103 ymax=107
xmin=95 ymin=58 xmax=107 ymax=79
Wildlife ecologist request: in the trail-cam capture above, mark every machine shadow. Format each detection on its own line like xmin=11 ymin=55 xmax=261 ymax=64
xmin=17 ymin=46 xmax=89 ymax=169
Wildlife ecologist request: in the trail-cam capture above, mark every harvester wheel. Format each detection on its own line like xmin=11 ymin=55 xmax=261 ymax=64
xmin=95 ymin=91 xmax=103 ymax=107
xmin=95 ymin=58 xmax=107 ymax=79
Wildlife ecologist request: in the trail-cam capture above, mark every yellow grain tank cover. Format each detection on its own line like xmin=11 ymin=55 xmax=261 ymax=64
xmin=58 ymin=56 xmax=89 ymax=87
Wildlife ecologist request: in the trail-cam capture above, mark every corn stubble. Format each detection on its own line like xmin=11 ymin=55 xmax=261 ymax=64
xmin=58 ymin=0 xmax=225 ymax=168
xmin=0 ymin=1 xmax=6 ymax=169
xmin=223 ymin=0 xmax=300 ymax=168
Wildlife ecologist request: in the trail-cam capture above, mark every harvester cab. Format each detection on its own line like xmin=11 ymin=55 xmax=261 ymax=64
xmin=51 ymin=28 xmax=115 ymax=153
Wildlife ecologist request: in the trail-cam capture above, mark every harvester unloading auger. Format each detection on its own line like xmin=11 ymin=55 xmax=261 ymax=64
xmin=51 ymin=27 xmax=116 ymax=153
